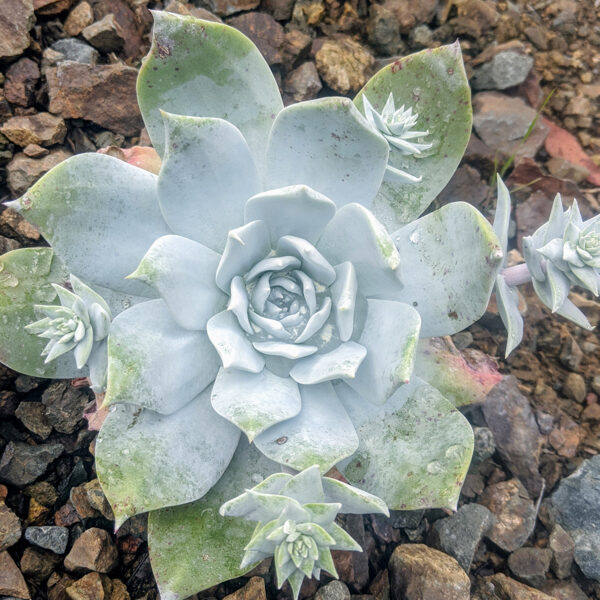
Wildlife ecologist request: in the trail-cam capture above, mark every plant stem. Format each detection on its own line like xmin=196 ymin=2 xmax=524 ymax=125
xmin=502 ymin=263 xmax=532 ymax=286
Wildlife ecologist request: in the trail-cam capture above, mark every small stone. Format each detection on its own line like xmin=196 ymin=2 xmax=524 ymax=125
xmin=473 ymin=92 xmax=549 ymax=159
xmin=428 ymin=503 xmax=494 ymax=572
xmin=4 ymin=58 xmax=40 ymax=107
xmin=479 ymin=479 xmax=536 ymax=553
xmin=51 ymin=38 xmax=99 ymax=65
xmin=0 ymin=502 xmax=21 ymax=550
xmin=541 ymin=580 xmax=587 ymax=600
xmin=281 ymin=30 xmax=311 ymax=70
xmin=15 ymin=402 xmax=52 ymax=439
xmin=315 ymin=36 xmax=374 ymax=95
xmin=261 ymin=0 xmax=294 ymax=20
xmin=549 ymin=524 xmax=574 ymax=579
xmin=47 ymin=62 xmax=141 ymax=136
xmin=0 ymin=392 xmax=19 ymax=418
xmin=0 ymin=0 xmax=35 ymax=59
xmin=562 ymin=373 xmax=586 ymax=403
xmin=546 ymin=157 xmax=590 ymax=184
xmin=55 ymin=502 xmax=81 ymax=527
xmin=508 ymin=547 xmax=552 ymax=589
xmin=0 ymin=441 xmax=64 ymax=487
xmin=1 ymin=113 xmax=67 ymax=148
xmin=42 ymin=382 xmax=90 ymax=435
xmin=548 ymin=416 xmax=582 ymax=458
xmin=315 ymin=581 xmax=351 ymax=600
xmin=547 ymin=455 xmax=600 ymax=581
xmin=84 ymin=479 xmax=113 ymax=520
xmin=7 ymin=149 xmax=72 ymax=196
xmin=558 ymin=336 xmax=584 ymax=370
xmin=66 ymin=572 xmax=111 ymax=600
xmin=82 ymin=14 xmax=125 ymax=52
xmin=284 ymin=62 xmax=322 ymax=102
xmin=20 ymin=547 xmax=62 ymax=583
xmin=472 ymin=51 xmax=534 ymax=91
xmin=592 ymin=375 xmax=600 ymax=395
xmin=227 ymin=13 xmax=284 ymax=66
xmin=331 ymin=514 xmax=368 ymax=591
xmin=476 ymin=573 xmax=552 ymax=600
xmin=64 ymin=1 xmax=94 ymax=36
xmin=25 ymin=481 xmax=58 ymax=507
xmin=34 ymin=0 xmax=73 ymax=14
xmin=471 ymin=427 xmax=495 ymax=467
xmin=70 ymin=483 xmax=100 ymax=519
xmin=366 ymin=3 xmax=401 ymax=56
xmin=410 ymin=24 xmax=433 ymax=48
xmin=64 ymin=527 xmax=118 ymax=573
xmin=482 ymin=377 xmax=543 ymax=497
xmin=25 ymin=526 xmax=69 ymax=554
xmin=0 ymin=550 xmax=30 ymax=599
xmin=389 ymin=544 xmax=470 ymax=600
xmin=205 ymin=0 xmax=258 ymax=16
xmin=382 ymin=0 xmax=437 ymax=34
xmin=223 ymin=577 xmax=266 ymax=600
xmin=23 ymin=144 xmax=49 ymax=158
xmin=27 ymin=497 xmax=50 ymax=525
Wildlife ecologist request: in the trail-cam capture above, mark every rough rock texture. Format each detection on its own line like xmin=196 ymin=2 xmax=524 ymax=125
xmin=475 ymin=573 xmax=553 ymax=600
xmin=47 ymin=62 xmax=142 ymax=136
xmin=479 ymin=479 xmax=536 ymax=553
xmin=428 ymin=503 xmax=494 ymax=572
xmin=388 ymin=544 xmax=470 ymax=600
xmin=0 ymin=0 xmax=35 ymax=59
xmin=0 ymin=441 xmax=64 ymax=487
xmin=1 ymin=113 xmax=67 ymax=148
xmin=25 ymin=526 xmax=69 ymax=554
xmin=472 ymin=51 xmax=534 ymax=90
xmin=315 ymin=36 xmax=374 ymax=95
xmin=227 ymin=13 xmax=284 ymax=65
xmin=4 ymin=58 xmax=40 ymax=107
xmin=507 ymin=547 xmax=552 ymax=589
xmin=82 ymin=13 xmax=126 ymax=52
xmin=482 ymin=377 xmax=544 ymax=497
xmin=223 ymin=577 xmax=266 ymax=600
xmin=7 ymin=149 xmax=72 ymax=196
xmin=548 ymin=524 xmax=574 ymax=579
xmin=284 ymin=62 xmax=323 ymax=102
xmin=0 ymin=550 xmax=30 ymax=598
xmin=0 ymin=501 xmax=21 ymax=550
xmin=42 ymin=381 xmax=91 ymax=434
xmin=547 ymin=455 xmax=600 ymax=581
xmin=50 ymin=38 xmax=99 ymax=65
xmin=15 ymin=401 xmax=52 ymax=439
xmin=64 ymin=1 xmax=94 ymax=36
xmin=20 ymin=547 xmax=62 ymax=584
xmin=64 ymin=527 xmax=119 ymax=573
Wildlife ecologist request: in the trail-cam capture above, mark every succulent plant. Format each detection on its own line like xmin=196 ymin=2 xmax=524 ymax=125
xmin=1 ymin=10 xmax=597 ymax=600
xmin=220 ymin=465 xmax=387 ymax=598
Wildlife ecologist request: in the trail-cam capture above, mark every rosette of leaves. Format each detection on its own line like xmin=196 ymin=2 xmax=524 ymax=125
xmin=0 ymin=12 xmax=508 ymax=599
xmin=220 ymin=465 xmax=388 ymax=599
xmin=25 ymin=274 xmax=111 ymax=392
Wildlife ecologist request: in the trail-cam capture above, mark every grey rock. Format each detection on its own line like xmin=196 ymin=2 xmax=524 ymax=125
xmin=390 ymin=510 xmax=424 ymax=530
xmin=42 ymin=382 xmax=90 ymax=435
xmin=471 ymin=427 xmax=495 ymax=468
xmin=547 ymin=455 xmax=600 ymax=581
xmin=428 ymin=503 xmax=494 ymax=572
xmin=0 ymin=503 xmax=21 ymax=551
xmin=366 ymin=3 xmax=402 ymax=56
xmin=315 ymin=581 xmax=351 ymax=600
xmin=472 ymin=51 xmax=534 ymax=90
xmin=508 ymin=547 xmax=552 ymax=589
xmin=0 ymin=442 xmax=63 ymax=487
xmin=25 ymin=526 xmax=69 ymax=554
xmin=549 ymin=524 xmax=574 ymax=579
xmin=482 ymin=377 xmax=544 ymax=497
xmin=50 ymin=38 xmax=99 ymax=65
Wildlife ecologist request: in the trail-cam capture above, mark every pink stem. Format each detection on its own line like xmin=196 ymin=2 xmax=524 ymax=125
xmin=502 ymin=263 xmax=532 ymax=286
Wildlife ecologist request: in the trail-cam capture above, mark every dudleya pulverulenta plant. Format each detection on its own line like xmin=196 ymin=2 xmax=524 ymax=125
xmin=0 ymin=10 xmax=597 ymax=600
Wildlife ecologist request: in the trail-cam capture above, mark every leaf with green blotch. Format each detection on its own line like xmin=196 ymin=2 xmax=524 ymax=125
xmin=413 ymin=337 xmax=502 ymax=407
xmin=354 ymin=42 xmax=472 ymax=229
xmin=148 ymin=441 xmax=280 ymax=600
xmin=336 ymin=378 xmax=473 ymax=511
xmin=392 ymin=202 xmax=503 ymax=337
xmin=0 ymin=247 xmax=81 ymax=378
xmin=137 ymin=11 xmax=283 ymax=174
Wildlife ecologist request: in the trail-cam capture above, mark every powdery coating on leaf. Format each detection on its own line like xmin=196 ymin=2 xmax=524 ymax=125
xmin=96 ymin=387 xmax=240 ymax=527
xmin=354 ymin=42 xmax=472 ymax=229
xmin=137 ymin=11 xmax=283 ymax=172
xmin=337 ymin=378 xmax=474 ymax=510
xmin=0 ymin=247 xmax=81 ymax=378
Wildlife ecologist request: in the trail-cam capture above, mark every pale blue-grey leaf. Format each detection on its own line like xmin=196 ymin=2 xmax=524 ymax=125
xmin=330 ymin=262 xmax=358 ymax=342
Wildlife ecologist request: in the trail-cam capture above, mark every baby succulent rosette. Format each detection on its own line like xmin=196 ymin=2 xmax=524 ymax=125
xmin=0 ymin=12 xmax=508 ymax=599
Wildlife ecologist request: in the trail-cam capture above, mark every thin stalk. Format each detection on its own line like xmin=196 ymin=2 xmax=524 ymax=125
xmin=502 ymin=263 xmax=533 ymax=286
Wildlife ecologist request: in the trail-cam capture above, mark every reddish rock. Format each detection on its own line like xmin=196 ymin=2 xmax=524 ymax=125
xmin=476 ymin=573 xmax=552 ymax=599
xmin=64 ymin=527 xmax=118 ymax=573
xmin=228 ymin=13 xmax=284 ymax=66
xmin=34 ymin=0 xmax=73 ymax=13
xmin=4 ymin=58 xmax=40 ymax=107
xmin=1 ymin=113 xmax=67 ymax=148
xmin=284 ymin=62 xmax=322 ymax=102
xmin=205 ymin=0 xmax=258 ymax=16
xmin=0 ymin=0 xmax=35 ymax=59
xmin=82 ymin=14 xmax=125 ymax=52
xmin=64 ymin=1 xmax=94 ymax=35
xmin=382 ymin=0 xmax=437 ymax=34
xmin=47 ymin=62 xmax=142 ymax=136
xmin=0 ymin=550 xmax=30 ymax=599
xmin=7 ymin=149 xmax=72 ymax=196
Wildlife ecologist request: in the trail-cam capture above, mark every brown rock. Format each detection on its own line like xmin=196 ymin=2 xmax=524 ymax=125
xmin=479 ymin=479 xmax=536 ymax=552
xmin=228 ymin=13 xmax=284 ymax=66
xmin=546 ymin=157 xmax=590 ymax=184
xmin=223 ymin=577 xmax=266 ymax=600
xmin=0 ymin=501 xmax=21 ymax=550
xmin=482 ymin=377 xmax=544 ymax=497
xmin=25 ymin=481 xmax=58 ymax=507
xmin=541 ymin=581 xmax=587 ymax=600
xmin=89 ymin=0 xmax=144 ymax=59
xmin=66 ymin=572 xmax=111 ymax=600
xmin=549 ymin=524 xmax=574 ymax=579
xmin=282 ymin=30 xmax=312 ymax=70
xmin=508 ymin=547 xmax=552 ymax=589
xmin=315 ymin=36 xmax=374 ymax=95
xmin=476 ymin=573 xmax=552 ymax=600
xmin=27 ymin=497 xmax=51 ymax=525
xmin=562 ymin=373 xmax=586 ymax=403
xmin=4 ymin=58 xmax=40 ymax=107
xmin=20 ymin=547 xmax=62 ymax=583
xmin=85 ymin=480 xmax=113 ymax=520
xmin=284 ymin=62 xmax=322 ymax=102
xmin=205 ymin=0 xmax=258 ymax=16
xmin=369 ymin=569 xmax=389 ymax=600
xmin=389 ymin=544 xmax=470 ymax=600
xmin=548 ymin=416 xmax=582 ymax=458
xmin=0 ymin=0 xmax=35 ymax=59
xmin=331 ymin=514 xmax=368 ymax=592
xmin=47 ymin=62 xmax=142 ymax=136
xmin=7 ymin=149 xmax=72 ymax=196
xmin=366 ymin=3 xmax=401 ymax=56
xmin=71 ymin=484 xmax=101 ymax=519
xmin=82 ymin=14 xmax=125 ymax=52
xmin=0 ymin=550 xmax=30 ymax=599
xmin=382 ymin=0 xmax=437 ymax=34
xmin=261 ymin=0 xmax=294 ymax=21
xmin=15 ymin=401 xmax=52 ymax=439
xmin=64 ymin=527 xmax=118 ymax=573
xmin=473 ymin=92 xmax=549 ymax=160
xmin=34 ymin=0 xmax=73 ymax=14
xmin=438 ymin=164 xmax=489 ymax=209
xmin=64 ymin=1 xmax=94 ymax=35
xmin=42 ymin=381 xmax=90 ymax=435
xmin=48 ymin=573 xmax=76 ymax=600
xmin=55 ymin=502 xmax=81 ymax=527
xmin=164 ymin=0 xmax=222 ymax=21
xmin=24 ymin=144 xmax=49 ymax=158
